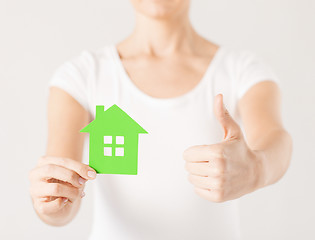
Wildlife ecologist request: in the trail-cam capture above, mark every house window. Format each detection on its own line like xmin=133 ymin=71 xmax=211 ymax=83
xmin=115 ymin=147 xmax=124 ymax=156
xmin=103 ymin=136 xmax=124 ymax=157
xmin=104 ymin=136 xmax=112 ymax=144
xmin=104 ymin=147 xmax=112 ymax=156
xmin=116 ymin=136 xmax=124 ymax=144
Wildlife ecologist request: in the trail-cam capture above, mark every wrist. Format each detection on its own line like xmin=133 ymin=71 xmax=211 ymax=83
xmin=251 ymin=149 xmax=267 ymax=191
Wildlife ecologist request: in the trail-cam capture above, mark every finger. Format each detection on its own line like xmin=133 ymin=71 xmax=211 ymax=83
xmin=30 ymin=182 xmax=82 ymax=203
xmin=194 ymin=187 xmax=225 ymax=203
xmin=183 ymin=144 xmax=224 ymax=163
xmin=30 ymin=164 xmax=86 ymax=188
xmin=38 ymin=156 xmax=96 ymax=180
xmin=214 ymin=93 xmax=241 ymax=140
xmin=185 ymin=162 xmax=223 ymax=177
xmin=35 ymin=197 xmax=68 ymax=215
xmin=188 ymin=174 xmax=223 ymax=190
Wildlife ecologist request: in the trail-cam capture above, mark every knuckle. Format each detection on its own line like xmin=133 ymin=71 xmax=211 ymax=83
xmin=199 ymin=178 xmax=209 ymax=189
xmin=50 ymin=183 xmax=61 ymax=195
xmin=74 ymin=188 xmax=81 ymax=198
xmin=58 ymin=157 xmax=67 ymax=166
xmin=81 ymin=164 xmax=88 ymax=173
xmin=213 ymin=167 xmax=224 ymax=176
xmin=78 ymin=165 xmax=87 ymax=176
xmin=208 ymin=144 xmax=225 ymax=159
xmin=215 ymin=159 xmax=227 ymax=172
xmin=69 ymin=172 xmax=78 ymax=184
xmin=201 ymin=176 xmax=210 ymax=186
xmin=54 ymin=198 xmax=64 ymax=209
xmin=43 ymin=164 xmax=54 ymax=173
xmin=214 ymin=178 xmax=225 ymax=189
xmin=213 ymin=191 xmax=225 ymax=203
xmin=57 ymin=197 xmax=67 ymax=208
xmin=212 ymin=143 xmax=224 ymax=155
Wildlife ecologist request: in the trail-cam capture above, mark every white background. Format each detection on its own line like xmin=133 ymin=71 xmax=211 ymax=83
xmin=0 ymin=0 xmax=314 ymax=239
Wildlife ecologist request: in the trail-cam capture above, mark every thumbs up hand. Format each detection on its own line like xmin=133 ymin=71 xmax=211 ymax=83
xmin=183 ymin=94 xmax=262 ymax=203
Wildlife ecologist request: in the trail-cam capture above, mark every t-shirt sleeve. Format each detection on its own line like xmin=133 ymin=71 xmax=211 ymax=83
xmin=235 ymin=50 xmax=280 ymax=100
xmin=48 ymin=50 xmax=92 ymax=112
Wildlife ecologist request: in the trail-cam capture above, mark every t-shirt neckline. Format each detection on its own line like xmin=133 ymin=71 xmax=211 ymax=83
xmin=110 ymin=44 xmax=225 ymax=106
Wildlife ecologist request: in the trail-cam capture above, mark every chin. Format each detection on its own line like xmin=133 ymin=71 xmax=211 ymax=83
xmin=130 ymin=0 xmax=189 ymax=19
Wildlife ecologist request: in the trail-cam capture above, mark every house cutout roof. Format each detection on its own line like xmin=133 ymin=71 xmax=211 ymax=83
xmin=80 ymin=104 xmax=147 ymax=134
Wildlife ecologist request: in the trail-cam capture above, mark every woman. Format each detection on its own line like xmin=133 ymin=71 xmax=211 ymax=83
xmin=29 ymin=0 xmax=292 ymax=239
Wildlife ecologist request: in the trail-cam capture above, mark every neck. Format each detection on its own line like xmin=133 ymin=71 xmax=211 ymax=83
xmin=126 ymin=12 xmax=201 ymax=57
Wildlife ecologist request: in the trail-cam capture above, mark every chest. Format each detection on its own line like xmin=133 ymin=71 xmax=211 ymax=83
xmin=120 ymin=55 xmax=213 ymax=98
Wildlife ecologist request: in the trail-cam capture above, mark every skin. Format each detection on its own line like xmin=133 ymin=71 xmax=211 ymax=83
xmin=29 ymin=0 xmax=293 ymax=226
xmin=29 ymin=88 xmax=97 ymax=226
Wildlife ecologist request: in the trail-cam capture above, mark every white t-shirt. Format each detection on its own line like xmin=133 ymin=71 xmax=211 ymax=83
xmin=48 ymin=44 xmax=279 ymax=240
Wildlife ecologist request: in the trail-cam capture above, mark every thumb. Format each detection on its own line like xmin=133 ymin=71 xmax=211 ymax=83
xmin=214 ymin=94 xmax=242 ymax=140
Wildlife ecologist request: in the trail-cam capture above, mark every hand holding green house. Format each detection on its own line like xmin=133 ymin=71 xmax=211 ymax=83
xmin=80 ymin=104 xmax=148 ymax=175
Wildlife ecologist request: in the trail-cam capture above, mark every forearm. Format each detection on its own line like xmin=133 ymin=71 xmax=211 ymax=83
xmin=250 ymin=128 xmax=293 ymax=190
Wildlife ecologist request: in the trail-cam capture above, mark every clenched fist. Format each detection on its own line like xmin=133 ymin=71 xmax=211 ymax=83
xmin=183 ymin=94 xmax=262 ymax=203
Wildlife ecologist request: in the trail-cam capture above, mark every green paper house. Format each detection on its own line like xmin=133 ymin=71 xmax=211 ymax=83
xmin=80 ymin=104 xmax=148 ymax=175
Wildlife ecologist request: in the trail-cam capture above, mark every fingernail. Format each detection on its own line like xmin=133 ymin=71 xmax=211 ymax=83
xmin=81 ymin=191 xmax=85 ymax=198
xmin=87 ymin=171 xmax=96 ymax=179
xmin=78 ymin=177 xmax=86 ymax=185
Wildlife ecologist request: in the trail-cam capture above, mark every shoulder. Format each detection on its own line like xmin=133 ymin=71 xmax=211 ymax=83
xmin=217 ymin=46 xmax=276 ymax=80
xmin=90 ymin=44 xmax=116 ymax=62
xmin=67 ymin=44 xmax=115 ymax=69
xmin=48 ymin=44 xmax=115 ymax=102
xmin=221 ymin=47 xmax=279 ymax=99
xmin=218 ymin=46 xmax=261 ymax=68
xmin=51 ymin=44 xmax=116 ymax=81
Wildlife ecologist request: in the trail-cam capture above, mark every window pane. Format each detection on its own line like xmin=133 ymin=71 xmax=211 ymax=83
xmin=116 ymin=136 xmax=124 ymax=144
xmin=104 ymin=136 xmax=112 ymax=144
xmin=115 ymin=147 xmax=124 ymax=156
xmin=104 ymin=147 xmax=112 ymax=156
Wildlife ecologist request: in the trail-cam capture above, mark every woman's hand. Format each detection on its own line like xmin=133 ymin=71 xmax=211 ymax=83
xmin=29 ymin=156 xmax=96 ymax=225
xmin=183 ymin=94 xmax=264 ymax=203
